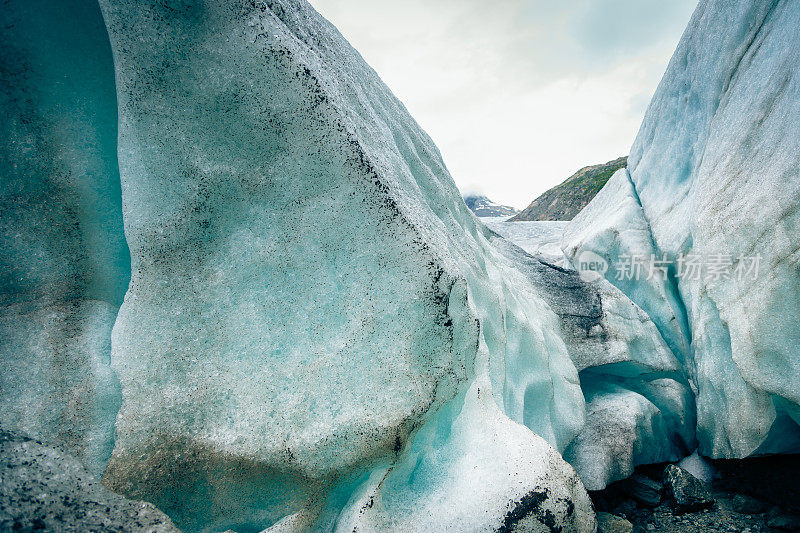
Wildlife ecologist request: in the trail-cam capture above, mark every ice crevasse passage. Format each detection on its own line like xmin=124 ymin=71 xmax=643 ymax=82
xmin=563 ymin=0 xmax=800 ymax=473
xmin=2 ymin=0 xmax=597 ymax=531
xmin=6 ymin=0 xmax=800 ymax=529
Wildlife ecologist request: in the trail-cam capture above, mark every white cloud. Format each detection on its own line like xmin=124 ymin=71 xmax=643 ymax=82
xmin=309 ymin=0 xmax=697 ymax=208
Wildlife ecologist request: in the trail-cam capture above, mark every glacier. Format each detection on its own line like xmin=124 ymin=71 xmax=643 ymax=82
xmin=563 ymin=0 xmax=800 ymax=466
xmin=0 ymin=0 xmax=129 ymax=477
xmin=2 ymin=0 xmax=800 ymax=529
xmin=92 ymin=0 xmax=594 ymax=531
xmin=1 ymin=0 xmax=599 ymax=527
xmin=489 ymin=221 xmax=697 ymax=490
xmin=483 ymin=219 xmax=569 ymax=266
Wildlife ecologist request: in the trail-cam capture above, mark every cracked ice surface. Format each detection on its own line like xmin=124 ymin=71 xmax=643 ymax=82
xmin=95 ymin=0 xmax=594 ymax=530
xmin=564 ymin=0 xmax=800 ymax=462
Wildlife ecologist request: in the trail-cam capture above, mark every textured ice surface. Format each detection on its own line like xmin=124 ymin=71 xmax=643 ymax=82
xmin=0 ymin=0 xmax=128 ymax=476
xmin=97 ymin=0 xmax=591 ymax=531
xmin=489 ymin=223 xmax=693 ymax=489
xmin=563 ymin=168 xmax=690 ymax=361
xmin=565 ymin=379 xmax=696 ymax=490
xmin=329 ymin=380 xmax=595 ymax=532
xmin=678 ymin=450 xmax=716 ymax=483
xmin=564 ymin=0 xmax=800 ymax=460
xmin=571 ymin=277 xmax=683 ymax=379
xmin=483 ymin=220 xmax=569 ymax=266
xmin=551 ymin=266 xmax=695 ymax=489
xmin=15 ymin=0 xmax=796 ymax=524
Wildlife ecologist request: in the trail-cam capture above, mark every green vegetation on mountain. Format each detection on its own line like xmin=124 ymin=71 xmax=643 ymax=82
xmin=511 ymin=156 xmax=628 ymax=221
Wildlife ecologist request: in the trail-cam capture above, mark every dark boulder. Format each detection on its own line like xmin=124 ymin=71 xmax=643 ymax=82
xmin=596 ymin=512 xmax=633 ymax=533
xmin=0 ymin=429 xmax=178 ymax=532
xmin=622 ymin=474 xmax=663 ymax=508
xmin=663 ymin=464 xmax=714 ymax=513
xmin=731 ymin=494 xmax=768 ymax=514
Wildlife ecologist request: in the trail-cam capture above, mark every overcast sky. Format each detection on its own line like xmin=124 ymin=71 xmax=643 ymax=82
xmin=308 ymin=0 xmax=698 ymax=209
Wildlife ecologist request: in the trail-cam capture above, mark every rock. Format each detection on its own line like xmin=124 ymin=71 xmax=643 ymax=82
xmin=0 ymin=428 xmax=178 ymax=532
xmin=731 ymin=494 xmax=768 ymax=514
xmin=767 ymin=507 xmax=800 ymax=530
xmin=463 ymin=194 xmax=518 ymax=217
xmin=614 ymin=500 xmax=637 ymax=519
xmin=622 ymin=474 xmax=663 ymax=508
xmin=95 ymin=0 xmax=593 ymax=531
xmin=664 ymin=464 xmax=714 ymax=513
xmin=596 ymin=512 xmax=633 ymax=533
xmin=511 ymin=156 xmax=628 ymax=222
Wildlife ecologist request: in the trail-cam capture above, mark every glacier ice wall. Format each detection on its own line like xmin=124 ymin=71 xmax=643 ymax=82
xmin=0 ymin=0 xmax=129 ymax=477
xmin=493 ymin=221 xmax=697 ymax=490
xmin=564 ymin=0 xmax=800 ymax=461
xmin=563 ymin=378 xmax=695 ymax=491
xmin=95 ymin=0 xmax=593 ymax=531
xmin=15 ymin=0 xmax=798 ymax=525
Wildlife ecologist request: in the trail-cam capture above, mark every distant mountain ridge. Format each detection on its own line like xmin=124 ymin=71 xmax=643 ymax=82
xmin=511 ymin=156 xmax=628 ymax=221
xmin=463 ymin=195 xmax=519 ymax=217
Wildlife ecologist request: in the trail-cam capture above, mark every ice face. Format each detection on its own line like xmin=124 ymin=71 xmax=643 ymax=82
xmin=486 ymin=220 xmax=695 ymax=489
xmin=95 ymin=0 xmax=591 ymax=530
xmin=563 ymin=168 xmax=690 ymax=362
xmin=0 ymin=0 xmax=129 ymax=476
xmin=328 ymin=380 xmax=595 ymax=533
xmin=482 ymin=220 xmax=569 ymax=266
xmin=0 ymin=0 xmax=593 ymax=529
xmin=12 ymin=0 xmax=797 ymax=525
xmin=564 ymin=0 xmax=800 ymax=460
xmin=564 ymin=379 xmax=695 ymax=491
